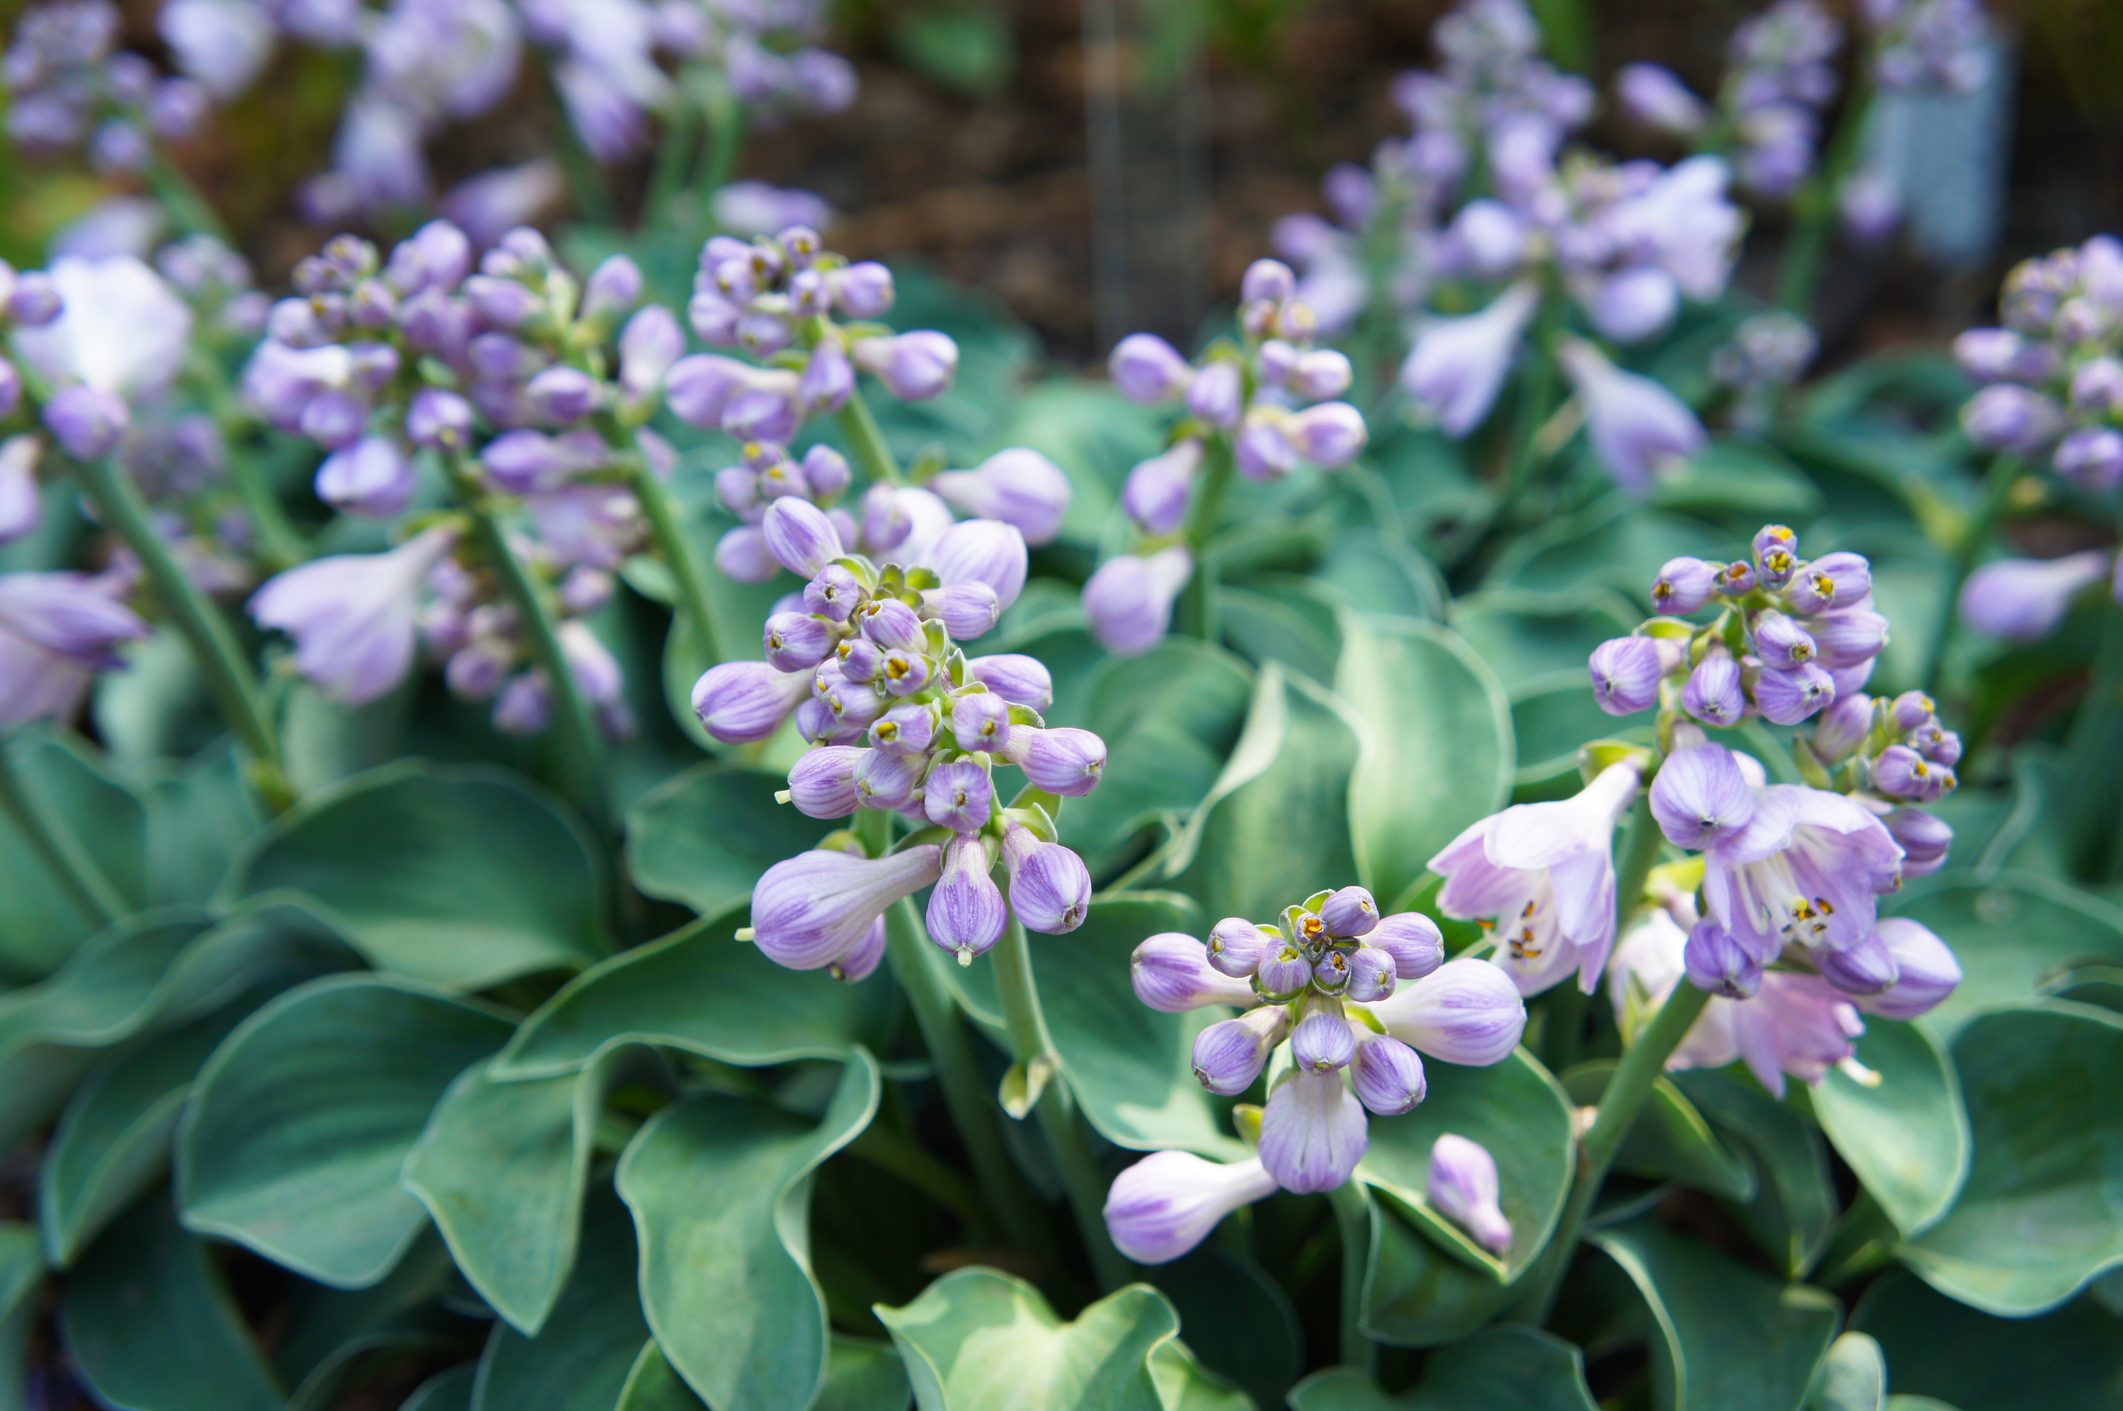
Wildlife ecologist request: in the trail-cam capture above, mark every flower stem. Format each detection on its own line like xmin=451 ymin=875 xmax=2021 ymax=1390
xmin=625 ymin=458 xmax=723 ymax=671
xmin=1511 ymin=978 xmax=1712 ymax=1323
xmin=1327 ymin=1181 xmax=1378 ymax=1375
xmin=860 ymin=815 xmax=1052 ymax=1260
xmin=71 ymin=453 xmax=292 ymax=811
xmin=1777 ymin=72 xmax=1876 ymax=319
xmin=692 ymin=78 xmax=744 ymax=218
xmin=993 ymin=916 xmax=1131 ymax=1291
xmin=1177 ymin=436 xmax=1235 ymax=641
xmin=835 ymin=390 xmax=903 ymax=486
xmin=1497 ymin=289 xmax=1566 ymax=524
xmin=0 ymin=740 xmax=130 ymax=926
xmin=456 ymin=491 xmax=607 ymax=830
xmin=1921 ymin=454 xmax=2021 ymax=695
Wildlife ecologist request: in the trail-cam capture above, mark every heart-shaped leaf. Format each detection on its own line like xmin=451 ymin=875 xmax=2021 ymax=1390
xmin=1290 ymin=1325 xmax=1597 ymax=1410
xmin=470 ymin=1189 xmax=651 ymax=1411
xmin=1805 ymin=1332 xmax=1886 ymax=1411
xmin=617 ymin=1053 xmax=879 ymax=1410
xmin=1854 ymin=1271 xmax=2123 ymax=1411
xmin=0 ymin=729 xmax=149 ymax=980
xmin=1890 ymin=874 xmax=2123 ymax=1038
xmin=226 ymin=765 xmax=610 ymax=990
xmin=178 ymin=976 xmax=512 ymax=1287
xmin=1810 ymin=1020 xmax=1969 ymax=1236
xmin=1674 ymin=1070 xmax=1837 ymax=1277
xmin=1899 ymin=1003 xmax=2123 ymax=1314
xmin=624 ymin=763 xmax=837 ymax=920
xmin=1336 ymin=613 xmax=1514 ymax=907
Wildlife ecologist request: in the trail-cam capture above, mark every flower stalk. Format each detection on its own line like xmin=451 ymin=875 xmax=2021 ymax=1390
xmin=1176 ymin=437 xmax=1234 ymax=641
xmin=625 ymin=455 xmax=724 ymax=671
xmin=1921 ymin=453 xmax=2022 ymax=694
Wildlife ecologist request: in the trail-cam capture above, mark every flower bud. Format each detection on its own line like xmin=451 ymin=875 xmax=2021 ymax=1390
xmin=858 ymin=597 xmax=926 ymax=652
xmin=1206 ymin=917 xmax=1275 ymax=978
xmin=1351 ymin=1032 xmax=1427 ymax=1116
xmin=43 ymin=386 xmax=128 ymax=460
xmin=928 ymin=836 xmax=1006 ymax=962
xmin=1084 ymin=546 xmax=1192 ymax=657
xmin=1367 ymin=912 xmax=1444 ymax=980
xmin=1121 ymin=439 xmax=1200 ymax=535
xmin=1815 ymin=929 xmax=1898 ymax=996
xmin=692 ymin=660 xmax=809 ymax=743
xmin=1003 ymin=829 xmax=1093 ymax=934
xmin=868 ymin=701 xmax=938 ymax=756
xmin=1256 ymin=943 xmax=1314 ymax=1000
xmin=798 ymin=337 xmax=854 ymax=415
xmin=1751 ymin=610 xmax=1816 ymax=667
xmin=923 ymin=759 xmax=994 ymax=834
xmin=855 ymin=330 xmax=958 ymax=401
xmin=854 ymin=748 xmax=925 ymax=810
xmin=1103 ymin=1152 xmax=1277 ymax=1265
xmin=1428 ymin=1134 xmax=1511 ymax=1255
xmin=1366 ymin=957 xmax=1526 ymax=1064
xmin=764 ymin=610 xmax=833 ymax=671
xmin=1290 ymin=402 xmax=1368 ymax=467
xmin=580 ymin=254 xmax=643 ymax=325
xmin=950 ymin=690 xmax=1012 ymax=753
xmin=1683 ymin=920 xmax=1762 ymax=998
xmin=1242 ymin=259 xmax=1296 ymax=303
xmin=804 ymin=564 xmax=864 ymax=622
xmin=1754 ymin=662 xmax=1835 ymax=726
xmin=1319 ymin=886 xmax=1378 ymax=938
xmin=832 ymin=916 xmax=887 ymax=983
xmin=1289 ymin=1007 xmax=1353 ymax=1073
xmin=1809 ymin=608 xmax=1889 ymax=668
xmin=1884 ymin=808 xmax=1951 ymax=878
xmin=316 ymin=436 xmax=414 ymax=518
xmin=1961 ymin=384 xmax=2061 ymax=453
xmin=1192 ymin=1007 xmax=1289 ymax=1094
xmin=1013 ymin=726 xmax=1107 ymax=797
xmin=1810 ymin=692 xmax=1873 ymax=765
xmin=787 ymin=746 xmax=864 ymax=819
xmin=829 ymin=261 xmax=895 ymax=319
xmin=1649 ymin=743 xmax=1755 ymax=850
xmin=965 ymin=654 xmax=1053 ymax=711
xmin=1346 ymin=946 xmax=1397 ymax=1003
xmin=929 ymin=449 xmax=1072 ymax=546
xmin=1589 ymin=636 xmax=1664 ymax=716
xmin=750 ymin=844 xmax=944 ymax=971
xmin=1860 ymin=918 xmax=1960 ymax=1020
xmin=528 ymin=365 xmax=599 ymax=423
xmin=1132 ymin=933 xmax=1258 ymax=1011
xmin=1186 ymin=360 xmax=1244 ymax=428
xmin=1652 ymin=556 xmax=1720 ymax=614
xmin=1787 ymin=552 xmax=1873 ymax=614
xmin=1682 ymin=649 xmax=1745 ymax=726
xmin=1108 ymin=333 xmax=1194 ymax=403
xmin=762 ymin=498 xmax=846 ymax=578
xmin=1959 ymin=552 xmax=2109 ymax=641
xmin=1260 ymin=1069 xmax=1367 ymax=1194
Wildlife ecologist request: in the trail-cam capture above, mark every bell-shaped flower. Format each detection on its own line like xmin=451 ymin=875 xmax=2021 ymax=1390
xmin=1363 ymin=957 xmax=1527 ymax=1065
xmin=1084 ymin=546 xmax=1192 ymax=657
xmin=1959 ymin=551 xmax=2110 ymax=642
xmin=1259 ymin=1067 xmax=1369 ymax=1193
xmin=928 ymin=449 xmax=1072 ymax=546
xmin=1558 ymin=339 xmax=1707 ymax=493
xmin=248 ymin=526 xmax=456 ymax=706
xmin=692 ymin=659 xmax=810 ymax=743
xmin=1103 ymin=1152 xmax=1278 ymax=1265
xmin=747 ymin=843 xmax=944 ymax=972
xmin=1427 ymin=1134 xmax=1512 ymax=1255
xmin=1428 ymin=761 xmax=1642 ymax=994
xmin=1400 ymin=280 xmax=1539 ymax=438
xmin=0 ymin=569 xmax=148 ymax=727
xmin=15 ymin=255 xmax=192 ymax=404
xmin=1131 ymin=932 xmax=1259 ymax=1012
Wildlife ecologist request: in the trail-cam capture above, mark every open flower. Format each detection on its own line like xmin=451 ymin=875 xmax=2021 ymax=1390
xmin=0 ymin=568 xmax=148 ymax=727
xmin=248 ymin=526 xmax=457 ymax=706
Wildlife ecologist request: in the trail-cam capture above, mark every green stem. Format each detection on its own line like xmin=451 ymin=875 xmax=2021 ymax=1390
xmin=993 ymin=917 xmax=1130 ymax=1291
xmin=455 ymin=485 xmax=606 ymax=828
xmin=644 ymin=98 xmax=701 ymax=233
xmin=71 ymin=454 xmax=291 ymax=810
xmin=0 ymin=742 xmax=130 ymax=926
xmin=226 ymin=450 xmax=307 ymax=572
xmin=1921 ymin=454 xmax=2022 ymax=695
xmin=835 ymin=391 xmax=904 ymax=486
xmin=692 ymin=79 xmax=744 ymax=225
xmin=1542 ymin=773 xmax=1659 ymax=1080
xmin=860 ymin=814 xmax=1051 ymax=1259
xmin=1498 ymin=290 xmax=1566 ymax=523
xmin=141 ymin=152 xmax=231 ymax=244
xmin=1777 ymin=72 xmax=1876 ymax=318
xmin=1176 ymin=436 xmax=1235 ymax=642
xmin=1512 ymin=980 xmax=1712 ymax=1323
xmin=1327 ymin=1182 xmax=1378 ymax=1374
xmin=625 ymin=458 xmax=722 ymax=670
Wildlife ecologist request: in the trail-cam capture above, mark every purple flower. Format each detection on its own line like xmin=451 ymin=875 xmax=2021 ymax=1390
xmin=1102 ymin=1152 xmax=1277 ymax=1265
xmin=1618 ymin=63 xmax=1708 ymax=135
xmin=41 ymin=386 xmax=127 ymax=461
xmin=1959 ymin=551 xmax=2110 ymax=642
xmin=1365 ymin=957 xmax=1528 ymax=1065
xmin=1558 ymin=339 xmax=1707 ymax=492
xmin=1367 ymin=912 xmax=1445 ymax=980
xmin=965 ymin=654 xmax=1053 ymax=711
xmin=1683 ymin=919 xmax=1763 ymax=998
xmin=927 ymin=449 xmax=1071 ymax=546
xmin=692 ymin=660 xmax=811 ymax=743
xmin=1120 ymin=440 xmax=1200 ymax=535
xmin=1192 ymin=1007 xmax=1290 ymax=1094
xmin=853 ymin=331 xmax=957 ymax=400
xmin=315 ymin=435 xmax=415 ymax=518
xmin=1648 ymin=742 xmax=1757 ymax=851
xmin=0 ymin=437 xmax=40 ymax=546
xmin=786 ymin=745 xmax=864 ymax=819
xmin=1589 ymin=636 xmax=1664 ymax=716
xmin=248 ymin=527 xmax=456 ymax=706
xmin=1427 ymin=1134 xmax=1511 ymax=1255
xmin=1009 ymin=726 xmax=1106 ymax=798
xmin=1083 ymin=547 xmax=1192 ymax=657
xmin=1109 ymin=333 xmax=1194 ymax=403
xmin=1653 ymin=557 xmax=1721 ymax=614
xmin=0 ymin=569 xmax=148 ymax=727
xmin=1002 ymin=826 xmax=1093 ymax=934
xmin=762 ymin=498 xmax=846 ymax=578
xmin=1857 ymin=917 xmax=1960 ymax=1020
xmin=1429 ymin=762 xmax=1642 ymax=994
xmin=1350 ymin=1032 xmax=1428 ymax=1115
xmin=747 ymin=843 xmax=944 ymax=972
xmin=15 ymin=255 xmax=192 ymax=402
xmin=1259 ymin=1068 xmax=1368 ymax=1194
xmin=927 ymin=836 xmax=1006 ymax=963
xmin=925 ymin=519 xmax=1027 ymax=616
xmin=1130 ymin=932 xmax=1260 ymax=1012
xmin=1400 ymin=281 xmax=1539 ymax=438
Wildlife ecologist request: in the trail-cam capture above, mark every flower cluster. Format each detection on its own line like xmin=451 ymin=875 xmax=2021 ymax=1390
xmin=1863 ymin=0 xmax=1992 ymax=94
xmin=1102 ymin=885 xmax=1527 ymax=1262
xmin=1589 ymin=525 xmax=1885 ymax=730
xmin=1619 ymin=0 xmax=1842 ymax=199
xmin=4 ymin=0 xmax=209 ymax=175
xmin=1957 ymin=234 xmax=2123 ymax=493
xmin=710 ymin=500 xmax=1101 ymax=973
xmin=673 ymin=0 xmax=856 ymax=123
xmin=1084 ymin=258 xmax=1367 ymax=656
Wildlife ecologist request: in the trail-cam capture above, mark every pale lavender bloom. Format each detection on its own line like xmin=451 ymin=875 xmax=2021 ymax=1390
xmin=1683 ymin=919 xmax=1762 ymax=999
xmin=0 ymin=437 xmax=41 ymax=545
xmin=853 ymin=331 xmax=957 ymax=401
xmin=712 ymin=182 xmax=832 ymax=238
xmin=1002 ymin=827 xmax=1093 ymax=934
xmin=1427 ymin=1133 xmax=1512 ymax=1254
xmin=925 ymin=518 xmax=1027 ymax=615
xmin=1367 ymin=912 xmax=1445 ymax=980
xmin=248 ymin=526 xmax=456 ymax=706
xmin=1083 ymin=546 xmax=1192 ymax=657
xmin=692 ymin=659 xmax=811 ymax=743
xmin=440 ymin=161 xmax=564 ymax=248
xmin=1857 ymin=916 xmax=1960 ymax=1020
xmin=761 ymin=498 xmax=846 ymax=578
xmin=1192 ymin=1007 xmax=1290 ymax=1094
xmin=1350 ymin=1031 xmax=1427 ymax=1115
xmin=1400 ymin=280 xmax=1539 ymax=438
xmin=1009 ymin=726 xmax=1106 ymax=797
xmin=1109 ymin=334 xmax=1194 ymax=403
xmin=1364 ymin=957 xmax=1528 ymax=1065
xmin=1259 ymin=1068 xmax=1368 ymax=1194
xmin=927 ymin=835 xmax=1006 ymax=963
xmin=1617 ymin=62 xmax=1707 ymax=135
xmin=786 ymin=744 xmax=863 ymax=819
xmin=966 ymin=654 xmax=1052 ymax=711
xmin=15 ymin=255 xmax=192 ymax=404
xmin=1120 ymin=439 xmax=1200 ymax=536
xmin=747 ymin=843 xmax=944 ymax=972
xmin=1102 ymin=1152 xmax=1278 ymax=1265
xmin=0 ymin=568 xmax=148 ymax=727
xmin=1588 ymin=636 xmax=1664 ymax=716
xmin=1428 ymin=761 xmax=1642 ymax=995
xmin=314 ymin=435 xmax=415 ymax=518
xmin=1959 ymin=551 xmax=2111 ymax=642
xmin=1130 ymin=932 xmax=1260 ymax=1012
xmin=1558 ymin=339 xmax=1707 ymax=492
xmin=927 ymin=449 xmax=1071 ymax=546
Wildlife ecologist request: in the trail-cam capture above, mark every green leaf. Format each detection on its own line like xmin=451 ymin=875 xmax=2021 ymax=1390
xmin=624 ymin=763 xmax=836 ymax=919
xmin=1451 ymin=587 xmax=1640 ymax=693
xmin=875 ymin=1267 xmax=1202 ymax=1411
xmin=0 ymin=1221 xmax=41 ymax=1409
xmin=1031 ymin=892 xmax=1240 ymax=1158
xmin=403 ymin=1052 xmax=621 ymax=1335
xmin=41 ymin=1008 xmax=246 ymax=1266
xmin=1510 ymin=672 xmax=1645 ymax=791
xmin=1159 ymin=663 xmax=1363 ymax=921
xmin=134 ymin=741 xmax=263 ymax=906
xmin=1890 ymin=873 xmax=2123 ymax=1038
xmin=1899 ymin=1003 xmax=2123 ymax=1315
xmin=617 ymin=1053 xmax=880 ymax=1411
xmin=60 ymin=1194 xmax=283 ymax=1411
xmin=1805 ymin=1332 xmax=1886 ymax=1411
xmin=178 ymin=975 xmax=512 ymax=1288
xmin=0 ymin=729 xmax=148 ymax=980
xmin=493 ymin=914 xmax=893 ymax=1078
xmin=1048 ymin=638 xmax=1255 ymax=878
xmin=1495 ymin=499 xmax=1719 ymax=599
xmin=471 ymin=1189 xmax=651 ymax=1411
xmin=1336 ymin=613 xmax=1514 ymax=907
xmin=1149 ymin=1246 xmax=1301 ymax=1408
xmin=1648 ymin=441 xmax=1823 ymax=525
xmin=401 ymin=1367 xmax=477 ymax=1411
xmin=1591 ymin=1217 xmax=1840 ymax=1411
xmin=1223 ymin=577 xmax=1346 ymax=684
xmin=226 ymin=764 xmax=610 ymax=990
xmin=1854 ymin=1270 xmax=2123 ymax=1411
xmin=1562 ymin=1063 xmax=1754 ymax=1201
xmin=613 ymin=1342 xmax=707 ymax=1411
xmin=1290 ymin=1325 xmax=1597 ymax=1410
xmin=1674 ymin=1070 xmax=1838 ymax=1277
xmin=1810 ymin=1020 xmax=1969 ymax=1236
xmin=817 ymin=1337 xmax=915 ymax=1411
